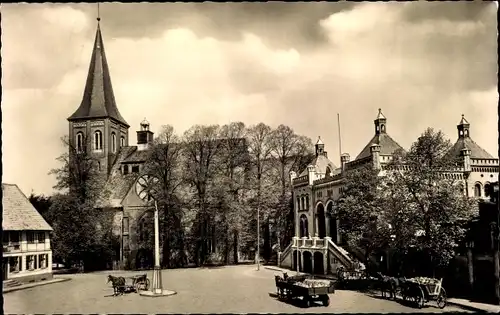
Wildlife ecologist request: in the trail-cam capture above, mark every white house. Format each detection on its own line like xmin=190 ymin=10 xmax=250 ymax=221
xmin=2 ymin=183 xmax=53 ymax=283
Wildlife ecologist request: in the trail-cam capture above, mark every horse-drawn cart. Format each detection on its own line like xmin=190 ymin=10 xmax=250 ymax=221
xmin=107 ymin=274 xmax=150 ymax=296
xmin=275 ymin=273 xmax=335 ymax=307
xmin=400 ymin=277 xmax=446 ymax=309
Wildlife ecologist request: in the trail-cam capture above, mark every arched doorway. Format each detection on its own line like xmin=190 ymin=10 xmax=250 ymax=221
xmin=303 ymin=251 xmax=313 ymax=273
xmin=316 ymin=203 xmax=326 ymax=238
xmin=292 ymin=250 xmax=302 ymax=271
xmin=299 ymin=214 xmax=308 ymax=237
xmin=326 ymin=202 xmax=338 ymax=243
xmin=314 ymin=252 xmax=324 ymax=275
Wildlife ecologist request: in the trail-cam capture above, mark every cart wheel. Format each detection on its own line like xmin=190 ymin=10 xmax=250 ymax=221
xmin=437 ymin=288 xmax=447 ymax=309
xmin=322 ymin=295 xmax=330 ymax=307
xmin=144 ymin=279 xmax=150 ymax=290
xmin=415 ymin=287 xmax=425 ymax=309
xmin=304 ymin=298 xmax=312 ymax=308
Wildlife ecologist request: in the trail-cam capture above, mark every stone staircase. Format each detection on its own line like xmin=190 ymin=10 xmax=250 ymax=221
xmin=3 ymin=279 xmax=22 ymax=288
xmin=279 ymin=236 xmax=365 ymax=274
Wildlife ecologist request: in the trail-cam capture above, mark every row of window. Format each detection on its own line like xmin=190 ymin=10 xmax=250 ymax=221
xmin=474 ymin=182 xmax=492 ymax=198
xmin=296 ymin=195 xmax=310 ymax=211
xmin=3 ymin=231 xmax=45 ymax=244
xmin=76 ymin=131 xmax=126 ymax=153
xmin=8 ymin=254 xmax=48 ymax=273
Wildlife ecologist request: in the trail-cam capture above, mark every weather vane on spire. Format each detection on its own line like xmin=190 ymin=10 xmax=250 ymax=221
xmin=97 ymin=3 xmax=101 ymax=22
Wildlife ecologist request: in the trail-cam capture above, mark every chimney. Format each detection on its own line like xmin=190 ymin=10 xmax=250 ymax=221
xmin=137 ymin=118 xmax=154 ymax=151
xmin=370 ymin=144 xmax=381 ymax=171
xmin=341 ymin=153 xmax=350 ymax=173
xmin=307 ymin=165 xmax=315 ymax=186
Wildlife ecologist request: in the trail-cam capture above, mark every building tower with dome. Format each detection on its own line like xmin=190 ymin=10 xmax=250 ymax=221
xmin=280 ymin=109 xmax=499 ymax=276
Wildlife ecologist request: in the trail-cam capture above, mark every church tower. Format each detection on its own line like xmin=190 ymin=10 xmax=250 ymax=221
xmin=67 ymin=16 xmax=130 ymax=177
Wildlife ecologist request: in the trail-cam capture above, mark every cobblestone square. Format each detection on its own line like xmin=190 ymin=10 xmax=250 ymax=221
xmin=4 ymin=265 xmax=469 ymax=313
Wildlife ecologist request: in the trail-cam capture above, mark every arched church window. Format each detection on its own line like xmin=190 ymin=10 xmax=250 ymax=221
xmin=305 ymin=195 xmax=310 ymax=209
xmin=474 ymin=183 xmax=482 ymax=197
xmin=76 ymin=132 xmax=84 ymax=153
xmin=94 ymin=130 xmax=103 ymax=151
xmin=120 ymin=136 xmax=125 ymax=147
xmin=111 ymin=132 xmax=117 ymax=153
xmin=296 ymin=197 xmax=300 ymax=210
xmin=485 ymin=183 xmax=491 ymax=197
xmin=381 ymin=124 xmax=386 ymax=132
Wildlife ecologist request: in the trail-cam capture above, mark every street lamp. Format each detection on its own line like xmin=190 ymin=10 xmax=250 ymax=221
xmin=136 ymin=174 xmax=176 ymax=298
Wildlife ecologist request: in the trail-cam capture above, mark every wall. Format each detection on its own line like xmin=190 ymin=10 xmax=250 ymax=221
xmin=3 ymin=231 xmax=53 ymax=282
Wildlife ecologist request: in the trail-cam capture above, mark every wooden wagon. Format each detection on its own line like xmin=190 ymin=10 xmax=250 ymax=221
xmin=275 ymin=274 xmax=335 ymax=307
xmin=400 ymin=277 xmax=446 ymax=309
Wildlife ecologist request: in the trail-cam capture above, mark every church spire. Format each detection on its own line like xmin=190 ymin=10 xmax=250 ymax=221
xmin=67 ymin=12 xmax=129 ymax=127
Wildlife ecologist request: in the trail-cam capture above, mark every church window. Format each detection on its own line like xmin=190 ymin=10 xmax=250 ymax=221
xmin=485 ymin=183 xmax=491 ymax=197
xmin=94 ymin=130 xmax=103 ymax=151
xmin=474 ymin=183 xmax=482 ymax=197
xmin=121 ymin=136 xmax=125 ymax=147
xmin=76 ymin=132 xmax=84 ymax=153
xmin=111 ymin=132 xmax=117 ymax=153
xmin=305 ymin=195 xmax=310 ymax=209
xmin=123 ymin=217 xmax=129 ymax=234
xmin=97 ymin=161 xmax=101 ymax=171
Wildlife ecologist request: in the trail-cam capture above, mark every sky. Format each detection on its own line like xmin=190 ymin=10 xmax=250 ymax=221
xmin=2 ymin=2 xmax=498 ymax=195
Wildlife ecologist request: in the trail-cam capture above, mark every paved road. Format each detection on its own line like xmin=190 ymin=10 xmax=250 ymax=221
xmin=4 ymin=265 xmax=469 ymax=313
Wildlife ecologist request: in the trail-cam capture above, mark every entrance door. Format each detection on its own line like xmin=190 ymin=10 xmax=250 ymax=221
xmin=3 ymin=258 xmax=8 ymax=281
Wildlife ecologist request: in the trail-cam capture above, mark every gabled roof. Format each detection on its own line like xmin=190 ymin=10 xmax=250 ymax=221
xmin=68 ymin=22 xmax=129 ymax=127
xmin=447 ymin=137 xmax=495 ymax=160
xmin=95 ymin=146 xmax=151 ymax=208
xmin=2 ymin=184 xmax=53 ymax=231
xmin=355 ymin=133 xmax=404 ymax=160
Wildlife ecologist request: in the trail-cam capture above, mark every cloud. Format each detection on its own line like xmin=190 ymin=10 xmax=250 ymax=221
xmin=1 ymin=2 xmax=497 ymax=194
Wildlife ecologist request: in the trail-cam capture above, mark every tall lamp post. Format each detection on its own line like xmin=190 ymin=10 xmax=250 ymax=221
xmin=136 ymin=174 xmax=177 ymax=298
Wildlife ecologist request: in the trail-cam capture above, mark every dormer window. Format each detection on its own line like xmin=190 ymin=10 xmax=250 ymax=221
xmin=94 ymin=130 xmax=103 ymax=151
xmin=123 ymin=165 xmax=129 ymax=175
xmin=132 ymin=165 xmax=140 ymax=173
xmin=121 ymin=136 xmax=125 ymax=147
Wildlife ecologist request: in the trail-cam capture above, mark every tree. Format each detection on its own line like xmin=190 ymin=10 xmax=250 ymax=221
xmin=183 ymin=125 xmax=224 ymax=265
xmin=144 ymin=125 xmax=185 ymax=268
xmin=47 ymin=135 xmax=114 ymax=270
xmin=337 ymin=164 xmax=389 ymax=269
xmin=269 ymin=125 xmax=313 ymax=252
xmin=29 ymin=194 xmax=52 ymax=223
xmin=217 ymin=122 xmax=249 ymax=264
xmin=386 ymin=128 xmax=476 ymax=275
xmin=246 ymin=123 xmax=274 ymax=261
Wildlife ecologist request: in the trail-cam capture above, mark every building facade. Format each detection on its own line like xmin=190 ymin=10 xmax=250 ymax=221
xmin=2 ymin=184 xmax=53 ymax=283
xmin=280 ymin=109 xmax=499 ymax=275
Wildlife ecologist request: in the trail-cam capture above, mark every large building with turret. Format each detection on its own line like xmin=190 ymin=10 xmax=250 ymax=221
xmin=279 ymin=109 xmax=499 ymax=275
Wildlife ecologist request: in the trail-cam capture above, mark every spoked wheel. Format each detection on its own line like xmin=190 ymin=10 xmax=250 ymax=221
xmin=436 ymin=288 xmax=447 ymax=309
xmin=322 ymin=295 xmax=330 ymax=307
xmin=144 ymin=279 xmax=150 ymax=290
xmin=414 ymin=287 xmax=425 ymax=309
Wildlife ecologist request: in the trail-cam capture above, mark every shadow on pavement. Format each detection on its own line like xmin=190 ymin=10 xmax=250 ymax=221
xmin=267 ymin=292 xmax=327 ymax=309
xmin=365 ymin=292 xmax=442 ymax=310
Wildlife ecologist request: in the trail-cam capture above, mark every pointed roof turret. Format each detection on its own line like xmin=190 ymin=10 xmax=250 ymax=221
xmin=446 ymin=115 xmax=494 ymax=160
xmin=355 ymin=109 xmax=404 ymax=160
xmin=68 ymin=19 xmax=129 ymax=127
